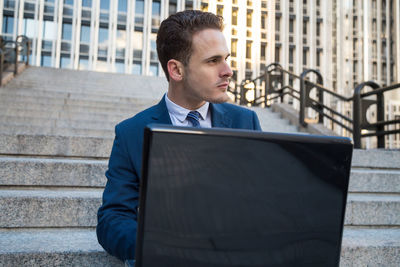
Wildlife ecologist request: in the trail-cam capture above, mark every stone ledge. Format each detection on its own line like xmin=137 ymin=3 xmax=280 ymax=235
xmin=0 ymin=157 xmax=107 ymax=187
xmin=0 ymin=228 xmax=398 ymax=266
xmin=0 ymin=189 xmax=102 ymax=227
xmin=0 ymin=134 xmax=112 ymax=158
xmin=0 ymin=228 xmax=123 ymax=267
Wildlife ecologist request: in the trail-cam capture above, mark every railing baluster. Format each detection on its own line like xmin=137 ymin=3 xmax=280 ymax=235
xmin=234 ymin=63 xmax=399 ymax=149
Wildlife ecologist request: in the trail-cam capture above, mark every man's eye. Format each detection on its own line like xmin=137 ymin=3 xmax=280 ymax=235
xmin=208 ymin=58 xmax=218 ymax=63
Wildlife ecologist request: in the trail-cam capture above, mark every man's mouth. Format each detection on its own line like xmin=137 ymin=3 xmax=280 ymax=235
xmin=217 ymin=82 xmax=229 ymax=88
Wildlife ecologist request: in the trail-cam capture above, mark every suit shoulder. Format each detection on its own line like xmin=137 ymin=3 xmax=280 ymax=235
xmin=217 ymin=102 xmax=256 ymax=115
xmin=116 ymin=104 xmax=159 ymax=133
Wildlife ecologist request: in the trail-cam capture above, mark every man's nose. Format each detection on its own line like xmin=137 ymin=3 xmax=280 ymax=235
xmin=220 ymin=61 xmax=233 ymax=78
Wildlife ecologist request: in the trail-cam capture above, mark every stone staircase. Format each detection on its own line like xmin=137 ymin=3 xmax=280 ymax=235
xmin=0 ymin=67 xmax=399 ymax=266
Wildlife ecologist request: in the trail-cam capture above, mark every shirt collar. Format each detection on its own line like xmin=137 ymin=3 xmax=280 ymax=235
xmin=165 ymin=93 xmax=210 ymax=123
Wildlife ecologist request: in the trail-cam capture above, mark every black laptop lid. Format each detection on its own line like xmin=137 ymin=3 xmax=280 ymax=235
xmin=136 ymin=125 xmax=353 ymax=267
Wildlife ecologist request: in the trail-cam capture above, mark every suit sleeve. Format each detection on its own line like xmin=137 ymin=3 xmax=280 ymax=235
xmin=97 ymin=124 xmax=139 ymax=261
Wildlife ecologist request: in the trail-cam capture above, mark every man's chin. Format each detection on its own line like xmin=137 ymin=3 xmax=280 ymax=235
xmin=209 ymin=94 xmax=231 ymax=104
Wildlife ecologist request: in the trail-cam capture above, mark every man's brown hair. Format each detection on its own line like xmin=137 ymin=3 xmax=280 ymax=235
xmin=156 ymin=10 xmax=224 ymax=81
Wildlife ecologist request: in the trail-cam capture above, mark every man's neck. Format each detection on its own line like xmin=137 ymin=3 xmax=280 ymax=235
xmin=167 ymin=87 xmax=205 ymax=110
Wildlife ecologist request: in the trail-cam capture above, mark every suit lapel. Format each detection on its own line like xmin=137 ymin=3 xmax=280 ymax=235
xmin=151 ymin=96 xmax=173 ymax=125
xmin=210 ymin=103 xmax=232 ymax=128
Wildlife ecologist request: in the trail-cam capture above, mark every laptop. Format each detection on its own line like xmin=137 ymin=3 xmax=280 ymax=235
xmin=135 ymin=124 xmax=353 ymax=267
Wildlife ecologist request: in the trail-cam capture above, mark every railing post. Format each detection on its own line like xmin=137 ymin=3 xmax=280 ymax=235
xmin=14 ymin=42 xmax=18 ymax=75
xmin=376 ymin=90 xmax=385 ymax=148
xmin=26 ymin=40 xmax=31 ymax=65
xmin=353 ymin=84 xmax=363 ymax=148
xmin=300 ymin=69 xmax=324 ymax=126
xmin=299 ymin=76 xmax=307 ymax=127
xmin=0 ymin=49 xmax=4 ymax=86
xmin=353 ymin=81 xmax=381 ymax=149
xmin=317 ymin=75 xmax=324 ymax=124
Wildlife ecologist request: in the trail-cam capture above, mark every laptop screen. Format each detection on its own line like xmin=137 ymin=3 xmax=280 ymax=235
xmin=136 ymin=125 xmax=353 ymax=267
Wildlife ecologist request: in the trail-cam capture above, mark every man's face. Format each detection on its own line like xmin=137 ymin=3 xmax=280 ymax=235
xmin=182 ymin=28 xmax=233 ymax=108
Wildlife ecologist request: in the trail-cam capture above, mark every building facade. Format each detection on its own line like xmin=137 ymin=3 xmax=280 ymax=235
xmin=1 ymin=0 xmax=400 ymax=146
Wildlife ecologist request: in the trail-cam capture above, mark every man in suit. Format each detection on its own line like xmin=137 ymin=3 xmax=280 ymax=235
xmin=97 ymin=10 xmax=261 ymax=262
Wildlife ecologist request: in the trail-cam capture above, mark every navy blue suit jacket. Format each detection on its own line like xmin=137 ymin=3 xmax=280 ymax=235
xmin=97 ymin=96 xmax=261 ymax=261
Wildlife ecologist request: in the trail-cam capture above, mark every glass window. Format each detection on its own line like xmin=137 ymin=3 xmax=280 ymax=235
xmin=261 ymin=43 xmax=266 ymax=60
xmin=303 ymin=49 xmax=307 ymax=65
xmin=217 ymin=5 xmax=223 ymax=16
xmin=98 ymin=27 xmax=108 ymax=57
xmin=136 ymin=0 xmax=144 ymax=14
xmin=132 ymin=31 xmax=143 ymax=59
xmin=275 ymin=17 xmax=280 ymax=31
xmin=231 ymin=39 xmax=237 ymax=57
xmin=232 ymin=9 xmax=238 ymax=25
xmin=64 ymin=0 xmax=74 ymax=5
xmin=185 ymin=0 xmax=193 ymax=10
xmin=100 ymin=0 xmax=109 ymax=10
xmin=62 ymin=23 xmax=72 ymax=40
xmin=246 ymin=41 xmax=252 ymax=59
xmin=80 ymin=25 xmax=90 ymax=43
xmin=289 ymin=47 xmax=294 ymax=63
xmin=79 ymin=57 xmax=89 ymax=70
xmin=303 ymin=21 xmax=307 ymax=35
xmin=43 ymin=21 xmax=57 ymax=40
xmin=96 ymin=59 xmax=108 ymax=72
xmin=115 ymin=62 xmax=125 ymax=73
xmin=152 ymin=0 xmax=161 ymax=16
xmin=60 ymin=55 xmax=71 ymax=68
xmin=2 ymin=16 xmax=14 ymax=34
xmin=289 ymin=19 xmax=294 ymax=33
xmin=41 ymin=55 xmax=52 ymax=67
xmin=82 ymin=0 xmax=91 ymax=7
xmin=169 ymin=0 xmax=177 ymax=15
xmin=132 ymin=62 xmax=142 ymax=75
xmin=22 ymin=18 xmax=37 ymax=38
xmin=275 ymin=46 xmax=280 ymax=62
xmin=98 ymin=27 xmax=108 ymax=44
xmin=116 ymin=30 xmax=126 ymax=58
xmin=246 ymin=10 xmax=252 ymax=27
xmin=118 ymin=0 xmax=127 ymax=12
xmin=149 ymin=63 xmax=159 ymax=76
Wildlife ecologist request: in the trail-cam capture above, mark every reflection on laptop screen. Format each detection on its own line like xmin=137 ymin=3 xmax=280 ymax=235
xmin=136 ymin=125 xmax=353 ymax=267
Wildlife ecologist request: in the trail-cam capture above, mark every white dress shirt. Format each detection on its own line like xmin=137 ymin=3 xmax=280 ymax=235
xmin=164 ymin=94 xmax=212 ymax=128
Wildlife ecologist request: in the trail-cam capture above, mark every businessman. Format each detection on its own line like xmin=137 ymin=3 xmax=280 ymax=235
xmin=97 ymin=10 xmax=261 ymax=262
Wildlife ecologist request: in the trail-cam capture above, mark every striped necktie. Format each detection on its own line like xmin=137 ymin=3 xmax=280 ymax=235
xmin=186 ymin=111 xmax=201 ymax=127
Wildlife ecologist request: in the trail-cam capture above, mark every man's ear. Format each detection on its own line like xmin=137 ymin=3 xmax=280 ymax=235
xmin=167 ymin=59 xmax=184 ymax=81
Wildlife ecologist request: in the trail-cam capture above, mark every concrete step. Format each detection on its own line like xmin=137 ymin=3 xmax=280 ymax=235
xmin=0 ymin=116 xmax=119 ymax=131
xmin=352 ymin=149 xmax=400 ymax=169
xmin=6 ymin=67 xmax=167 ymax=97
xmin=0 ymin=107 xmax=132 ymax=122
xmin=0 ymin=228 xmax=398 ymax=266
xmin=0 ymin=155 xmax=399 ymax=191
xmin=0 ymin=188 xmax=397 ymax=228
xmin=340 ymin=228 xmax=400 ymax=266
xmin=0 ymin=101 xmax=147 ymax=114
xmin=349 ymin=168 xmax=400 ymax=193
xmin=0 ymin=134 xmax=112 ymax=158
xmin=0 ymin=124 xmax=114 ymax=137
xmin=0 ymin=156 xmax=107 ymax=187
xmin=0 ymin=189 xmax=102 ymax=227
xmin=344 ymin=193 xmax=400 ymax=226
xmin=251 ymin=107 xmax=300 ymax=133
xmin=0 ymin=87 xmax=164 ymax=103
xmin=0 ymin=228 xmax=124 ymax=266
xmin=0 ymin=93 xmax=158 ymax=109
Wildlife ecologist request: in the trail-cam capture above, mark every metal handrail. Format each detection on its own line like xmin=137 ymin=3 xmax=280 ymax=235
xmin=0 ymin=35 xmax=31 ymax=86
xmin=236 ymin=62 xmax=400 ymax=149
